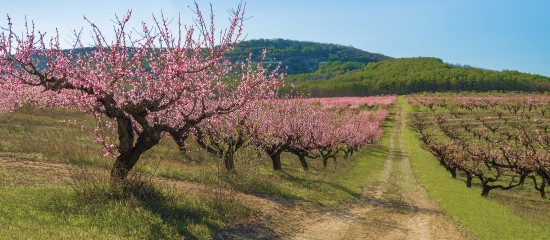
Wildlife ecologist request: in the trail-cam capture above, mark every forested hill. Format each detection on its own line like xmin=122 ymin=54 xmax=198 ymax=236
xmin=226 ymin=39 xmax=391 ymax=75
xmin=286 ymin=57 xmax=550 ymax=96
xmin=57 ymin=39 xmax=389 ymax=76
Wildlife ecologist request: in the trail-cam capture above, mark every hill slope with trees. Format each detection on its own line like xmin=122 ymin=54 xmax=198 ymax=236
xmin=286 ymin=57 xmax=550 ymax=96
xmin=227 ymin=39 xmax=391 ymax=75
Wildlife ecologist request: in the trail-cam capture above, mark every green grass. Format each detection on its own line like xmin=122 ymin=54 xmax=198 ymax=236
xmin=331 ymin=106 xmax=393 ymax=196
xmin=4 ymin=98 xmax=550 ymax=238
xmin=0 ymin=105 xmax=391 ymax=208
xmin=0 ymin=181 xmax=251 ymax=239
xmin=402 ymin=96 xmax=550 ymax=239
xmin=0 ymin=105 xmax=107 ymax=167
xmin=0 ymin=104 xmax=394 ymax=238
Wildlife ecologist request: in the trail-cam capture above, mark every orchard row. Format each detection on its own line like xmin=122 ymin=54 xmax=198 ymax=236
xmin=409 ymin=94 xmax=550 ymax=198
xmin=193 ymin=97 xmax=393 ymax=171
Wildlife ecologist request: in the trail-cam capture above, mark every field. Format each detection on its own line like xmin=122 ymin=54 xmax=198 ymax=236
xmin=1 ymin=1 xmax=549 ymax=239
xmin=1 ymin=95 xmax=548 ymax=239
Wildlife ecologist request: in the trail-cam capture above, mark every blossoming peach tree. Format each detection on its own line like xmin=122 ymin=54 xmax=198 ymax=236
xmin=0 ymin=3 xmax=282 ymax=184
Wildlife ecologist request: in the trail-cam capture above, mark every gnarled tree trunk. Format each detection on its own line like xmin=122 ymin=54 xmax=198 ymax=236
xmin=110 ymin=117 xmax=160 ymax=185
xmin=322 ymin=157 xmax=329 ymax=168
xmin=288 ymin=148 xmax=309 ymax=171
xmin=481 ymin=182 xmax=492 ymax=197
xmin=465 ymin=172 xmax=473 ymax=188
xmin=224 ymin=151 xmax=236 ymax=171
xmin=466 ymin=175 xmax=473 ymax=188
xmin=298 ymin=154 xmax=309 ymax=171
xmin=539 ymin=181 xmax=547 ymax=199
xmin=172 ymin=133 xmax=189 ymax=155
xmin=270 ymin=152 xmax=282 ymax=171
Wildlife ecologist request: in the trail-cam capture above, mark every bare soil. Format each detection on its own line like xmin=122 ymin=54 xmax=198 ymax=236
xmin=0 ymin=105 xmax=468 ymax=239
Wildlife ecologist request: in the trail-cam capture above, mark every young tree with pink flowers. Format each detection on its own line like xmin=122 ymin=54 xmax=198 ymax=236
xmin=0 ymin=3 xmax=281 ymax=184
xmin=247 ymin=100 xmax=294 ymax=170
xmin=339 ymin=110 xmax=386 ymax=159
xmin=247 ymin=98 xmax=389 ymax=171
xmin=193 ymin=108 xmax=251 ymax=171
xmin=285 ymin=102 xmax=327 ymax=171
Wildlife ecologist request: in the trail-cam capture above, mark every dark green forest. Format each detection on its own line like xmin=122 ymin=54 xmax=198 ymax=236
xmin=59 ymin=39 xmax=390 ymax=76
xmin=285 ymin=57 xmax=550 ymax=96
xmin=227 ymin=39 xmax=391 ymax=75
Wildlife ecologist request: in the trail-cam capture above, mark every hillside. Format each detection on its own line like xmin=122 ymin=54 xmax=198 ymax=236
xmin=287 ymin=57 xmax=550 ymax=96
xmin=55 ymin=39 xmax=389 ymax=76
xmin=227 ymin=39 xmax=391 ymax=74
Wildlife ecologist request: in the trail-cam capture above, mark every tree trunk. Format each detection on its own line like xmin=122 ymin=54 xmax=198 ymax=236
xmin=110 ymin=116 xmax=160 ymax=185
xmin=224 ymin=151 xmax=235 ymax=171
xmin=540 ymin=181 xmax=547 ymax=199
xmin=481 ymin=182 xmax=491 ymax=197
xmin=466 ymin=175 xmax=473 ymax=188
xmin=519 ymin=173 xmax=528 ymax=185
xmin=298 ymin=154 xmax=309 ymax=171
xmin=110 ymin=139 xmax=159 ymax=184
xmin=343 ymin=150 xmax=350 ymax=159
xmin=111 ymin=153 xmax=141 ymax=184
xmin=172 ymin=133 xmax=188 ymax=155
xmin=322 ymin=157 xmax=328 ymax=168
xmin=449 ymin=167 xmax=457 ymax=178
xmin=270 ymin=152 xmax=282 ymax=171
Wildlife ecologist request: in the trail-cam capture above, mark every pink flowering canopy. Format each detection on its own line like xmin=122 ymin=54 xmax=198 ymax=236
xmin=244 ymin=98 xmax=389 ymax=170
xmin=0 ymin=3 xmax=282 ymax=181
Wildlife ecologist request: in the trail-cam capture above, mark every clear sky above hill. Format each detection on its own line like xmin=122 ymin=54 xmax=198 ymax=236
xmin=1 ymin=0 xmax=549 ymax=76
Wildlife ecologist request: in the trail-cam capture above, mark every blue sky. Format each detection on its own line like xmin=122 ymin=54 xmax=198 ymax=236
xmin=1 ymin=0 xmax=549 ymax=76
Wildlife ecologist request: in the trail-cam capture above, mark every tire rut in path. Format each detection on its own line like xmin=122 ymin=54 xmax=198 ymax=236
xmin=291 ymin=103 xmax=465 ymax=240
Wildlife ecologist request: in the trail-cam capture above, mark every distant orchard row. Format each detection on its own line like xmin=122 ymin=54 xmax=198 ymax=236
xmin=409 ymin=93 xmax=550 ymax=198
xmin=193 ymin=96 xmax=394 ymax=171
xmin=301 ymin=96 xmax=397 ymax=109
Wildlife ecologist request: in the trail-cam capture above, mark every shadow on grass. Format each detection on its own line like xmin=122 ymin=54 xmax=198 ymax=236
xmin=216 ymin=222 xmax=281 ymax=240
xmin=363 ymin=145 xmax=390 ymax=156
xmin=38 ymin=179 xmax=281 ymax=239
xmin=122 ymin=180 xmax=283 ymax=239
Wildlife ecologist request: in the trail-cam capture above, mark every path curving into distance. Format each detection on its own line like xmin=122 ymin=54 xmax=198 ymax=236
xmin=291 ymin=102 xmax=465 ymax=240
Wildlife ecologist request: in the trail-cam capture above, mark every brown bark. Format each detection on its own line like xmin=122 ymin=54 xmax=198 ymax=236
xmin=224 ymin=152 xmax=236 ymax=171
xmin=298 ymin=154 xmax=309 ymax=171
xmin=110 ymin=116 xmax=160 ymax=185
xmin=466 ymin=175 xmax=473 ymax=188
xmin=270 ymin=153 xmax=282 ymax=171
xmin=481 ymin=183 xmax=491 ymax=197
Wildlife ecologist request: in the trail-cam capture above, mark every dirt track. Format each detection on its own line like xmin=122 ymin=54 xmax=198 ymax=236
xmin=289 ymin=104 xmax=465 ymax=240
xmin=0 ymin=104 xmax=467 ymax=239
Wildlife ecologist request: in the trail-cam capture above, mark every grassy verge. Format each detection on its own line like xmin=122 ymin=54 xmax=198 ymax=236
xmin=331 ymin=104 xmax=393 ymax=197
xmin=401 ymin=96 xmax=550 ymax=239
xmin=0 ymin=182 xmax=251 ymax=239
